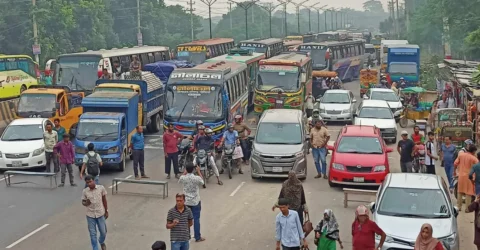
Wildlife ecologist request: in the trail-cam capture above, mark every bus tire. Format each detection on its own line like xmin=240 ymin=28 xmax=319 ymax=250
xmin=20 ymin=85 xmax=27 ymax=94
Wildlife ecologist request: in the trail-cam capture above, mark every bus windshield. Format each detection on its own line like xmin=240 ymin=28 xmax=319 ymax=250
xmin=257 ymin=71 xmax=300 ymax=92
xmin=177 ymin=52 xmax=207 ymax=65
xmin=389 ymin=63 xmax=417 ymax=75
xmin=298 ymin=48 xmax=327 ymax=70
xmin=164 ymin=84 xmax=223 ymax=119
xmin=56 ymin=55 xmax=101 ymax=91
xmin=240 ymin=46 xmax=267 ymax=54
xmin=17 ymin=93 xmax=56 ymax=114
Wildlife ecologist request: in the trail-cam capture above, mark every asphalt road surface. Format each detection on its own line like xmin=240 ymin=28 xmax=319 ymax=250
xmin=0 ymin=79 xmax=476 ymax=250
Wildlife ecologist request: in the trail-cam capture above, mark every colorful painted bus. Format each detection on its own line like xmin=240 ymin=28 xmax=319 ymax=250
xmin=0 ymin=55 xmax=40 ymax=100
xmin=297 ymin=40 xmax=365 ymax=81
xmin=284 ymin=34 xmax=315 ymax=43
xmin=238 ymin=38 xmax=284 ymax=58
xmin=315 ymin=32 xmax=340 ymax=42
xmin=254 ymin=52 xmax=312 ymax=115
xmin=163 ymin=61 xmax=249 ymax=140
xmin=175 ymin=38 xmax=235 ymax=65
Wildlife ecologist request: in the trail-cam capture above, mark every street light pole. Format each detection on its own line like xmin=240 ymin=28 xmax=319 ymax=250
xmin=330 ymin=9 xmax=334 ymax=31
xmin=200 ymin=0 xmax=217 ymax=39
xmin=230 ymin=0 xmax=259 ymax=40
xmin=259 ymin=2 xmax=282 ymax=38
xmin=311 ymin=5 xmax=327 ymax=32
xmin=292 ymin=0 xmax=309 ymax=34
xmin=304 ymin=2 xmax=321 ymax=33
xmin=277 ymin=0 xmax=292 ymax=37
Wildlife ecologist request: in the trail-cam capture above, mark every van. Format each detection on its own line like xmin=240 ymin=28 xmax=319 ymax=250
xmin=250 ymin=109 xmax=309 ymax=179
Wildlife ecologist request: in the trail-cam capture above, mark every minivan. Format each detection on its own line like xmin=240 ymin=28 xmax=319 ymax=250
xmin=250 ymin=109 xmax=309 ymax=179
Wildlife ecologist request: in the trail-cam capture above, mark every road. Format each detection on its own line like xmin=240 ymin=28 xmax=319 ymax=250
xmin=0 ymin=79 xmax=476 ymax=250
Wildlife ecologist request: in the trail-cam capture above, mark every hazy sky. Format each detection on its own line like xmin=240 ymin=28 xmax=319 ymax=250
xmin=164 ymin=0 xmax=392 ymax=17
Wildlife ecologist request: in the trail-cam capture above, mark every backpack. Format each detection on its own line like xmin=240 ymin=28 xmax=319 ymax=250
xmin=86 ymin=153 xmax=100 ymax=176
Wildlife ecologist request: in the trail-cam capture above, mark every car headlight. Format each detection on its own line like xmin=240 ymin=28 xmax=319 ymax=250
xmin=33 ymin=147 xmax=45 ymax=156
xmin=376 ymin=234 xmax=394 ymax=243
xmin=443 ymin=233 xmax=456 ymax=245
xmin=320 ymin=108 xmax=326 ymax=113
xmin=107 ymin=146 xmax=119 ymax=154
xmin=295 ymin=151 xmax=304 ymax=158
xmin=374 ymin=165 xmax=386 ymax=172
xmin=342 ymin=109 xmax=350 ymax=113
xmin=253 ymin=150 xmax=260 ymax=157
xmin=332 ymin=163 xmax=345 ymax=171
xmin=75 ymin=147 xmax=87 ymax=154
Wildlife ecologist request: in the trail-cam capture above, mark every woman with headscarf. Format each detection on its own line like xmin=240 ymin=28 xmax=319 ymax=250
xmin=414 ymin=224 xmax=444 ymax=250
xmin=272 ymin=171 xmax=308 ymax=225
xmin=352 ymin=205 xmax=386 ymax=250
xmin=314 ymin=209 xmax=343 ymax=250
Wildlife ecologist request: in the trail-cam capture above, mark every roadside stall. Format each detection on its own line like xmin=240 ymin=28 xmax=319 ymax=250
xmin=359 ymin=68 xmax=378 ymax=98
xmin=431 ymin=108 xmax=471 ymax=149
xmin=399 ymin=87 xmax=436 ymax=128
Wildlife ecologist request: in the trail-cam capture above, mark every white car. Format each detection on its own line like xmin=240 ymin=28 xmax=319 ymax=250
xmin=363 ymin=88 xmax=403 ymax=120
xmin=317 ymin=89 xmax=357 ymax=124
xmin=0 ymin=118 xmax=52 ymax=170
xmin=354 ymin=100 xmax=397 ymax=143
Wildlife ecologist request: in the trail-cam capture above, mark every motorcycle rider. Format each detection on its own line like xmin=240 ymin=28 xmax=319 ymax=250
xmin=190 ymin=120 xmax=204 ymax=140
xmin=399 ymin=77 xmax=407 ymax=88
xmin=193 ymin=128 xmax=223 ymax=185
xmin=219 ymin=124 xmax=241 ymax=174
xmin=410 ymin=126 xmax=425 ymax=145
xmin=376 ymin=75 xmax=388 ymax=88
xmin=233 ymin=115 xmax=252 ymax=166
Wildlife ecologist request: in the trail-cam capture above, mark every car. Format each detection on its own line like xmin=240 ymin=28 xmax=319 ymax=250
xmin=250 ymin=109 xmax=309 ymax=179
xmin=326 ymin=125 xmax=393 ymax=187
xmin=370 ymin=173 xmax=459 ymax=250
xmin=354 ymin=99 xmax=397 ymax=143
xmin=0 ymin=118 xmax=53 ymax=170
xmin=316 ymin=89 xmax=357 ymax=123
xmin=363 ymin=88 xmax=403 ymax=120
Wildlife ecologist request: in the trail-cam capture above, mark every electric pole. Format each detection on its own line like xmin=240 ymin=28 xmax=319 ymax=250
xmin=291 ymin=0 xmax=309 ymax=34
xmin=137 ymin=0 xmax=142 ymax=46
xmin=230 ymin=0 xmax=259 ymax=40
xmin=330 ymin=9 xmax=334 ymax=31
xmin=303 ymin=2 xmax=321 ymax=32
xmin=311 ymin=5 xmax=327 ymax=33
xmin=229 ymin=2 xmax=233 ymax=33
xmin=396 ymin=0 xmax=400 ymax=38
xmin=32 ymin=0 xmax=39 ymax=64
xmin=187 ymin=0 xmax=196 ymax=41
xmin=277 ymin=0 xmax=292 ymax=37
xmin=200 ymin=0 xmax=217 ymax=39
xmin=335 ymin=10 xmax=338 ymax=30
xmin=259 ymin=2 xmax=281 ymax=38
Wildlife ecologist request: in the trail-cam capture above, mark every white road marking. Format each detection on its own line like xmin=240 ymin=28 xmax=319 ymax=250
xmin=0 ymin=175 xmax=14 ymax=182
xmin=144 ymin=134 xmax=163 ymax=137
xmin=108 ymin=175 xmax=133 ymax=189
xmin=144 ymin=145 xmax=163 ymax=149
xmin=6 ymin=224 xmax=49 ymax=248
xmin=230 ymin=182 xmax=246 ymax=197
xmin=147 ymin=138 xmax=163 ymax=143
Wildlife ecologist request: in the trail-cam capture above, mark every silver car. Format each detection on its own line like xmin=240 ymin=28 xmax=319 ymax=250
xmin=370 ymin=173 xmax=459 ymax=250
xmin=363 ymin=88 xmax=403 ymax=120
xmin=317 ymin=89 xmax=357 ymax=123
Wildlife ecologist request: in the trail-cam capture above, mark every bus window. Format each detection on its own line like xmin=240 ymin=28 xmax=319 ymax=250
xmin=140 ymin=53 xmax=149 ymax=66
xmin=148 ymin=53 xmax=155 ymax=63
xmin=18 ymin=60 xmax=28 ymax=73
xmin=28 ymin=60 xmax=36 ymax=76
xmin=120 ymin=56 xmax=131 ymax=68
xmin=153 ymin=52 xmax=162 ymax=62
xmin=6 ymin=60 xmax=17 ymax=70
xmin=0 ymin=61 xmax=5 ymax=71
xmin=227 ymin=79 xmax=234 ymax=102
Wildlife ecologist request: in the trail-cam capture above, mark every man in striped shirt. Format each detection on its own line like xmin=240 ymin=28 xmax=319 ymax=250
xmin=166 ymin=194 xmax=193 ymax=250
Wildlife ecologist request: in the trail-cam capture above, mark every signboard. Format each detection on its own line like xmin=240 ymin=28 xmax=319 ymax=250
xmin=170 ymin=72 xmax=222 ymax=81
xmin=298 ymin=45 xmax=326 ymax=50
xmin=441 ymin=126 xmax=473 ymax=141
xmin=259 ymin=65 xmax=298 ymax=73
xmin=240 ymin=43 xmax=266 ymax=48
xmin=137 ymin=32 xmax=143 ymax=46
xmin=32 ymin=44 xmax=41 ymax=55
xmin=177 ymin=45 xmax=207 ymax=52
xmin=173 ymin=85 xmax=215 ymax=97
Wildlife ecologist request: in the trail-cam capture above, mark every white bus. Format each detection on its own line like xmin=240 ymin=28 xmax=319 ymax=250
xmin=52 ymin=46 xmax=171 ymax=91
xmin=380 ymin=40 xmax=408 ymax=73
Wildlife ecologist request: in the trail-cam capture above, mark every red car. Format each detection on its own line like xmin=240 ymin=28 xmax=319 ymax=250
xmin=327 ymin=125 xmax=393 ymax=187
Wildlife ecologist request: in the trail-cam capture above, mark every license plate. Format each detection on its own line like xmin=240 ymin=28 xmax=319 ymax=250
xmin=276 ymin=100 xmax=283 ymax=104
xmin=331 ymin=116 xmax=337 ymax=120
xmin=12 ymin=161 xmax=22 ymax=167
xmin=272 ymin=167 xmax=283 ymax=172
xmin=353 ymin=177 xmax=364 ymax=182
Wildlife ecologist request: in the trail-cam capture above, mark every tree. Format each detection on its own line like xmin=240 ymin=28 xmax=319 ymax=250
xmin=363 ymin=0 xmax=384 ymax=13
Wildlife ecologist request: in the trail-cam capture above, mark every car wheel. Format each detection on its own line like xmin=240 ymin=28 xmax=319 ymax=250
xmin=328 ymin=179 xmax=337 ymax=187
xmin=118 ymin=151 xmax=126 ymax=172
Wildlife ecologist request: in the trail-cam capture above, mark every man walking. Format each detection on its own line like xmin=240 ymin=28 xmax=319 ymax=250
xmin=179 ymin=164 xmax=205 ymax=242
xmin=397 ymin=131 xmax=415 ymax=173
xmin=440 ymin=136 xmax=457 ymax=191
xmin=310 ymin=120 xmax=330 ymax=179
xmin=80 ymin=143 xmax=103 ymax=186
xmin=53 ymin=134 xmax=77 ymax=187
xmin=275 ymin=198 xmax=307 ymax=250
xmin=163 ymin=123 xmax=183 ymax=179
xmin=82 ymin=175 xmax=108 ymax=250
xmin=53 ymin=118 xmax=66 ymax=141
xmin=43 ymin=123 xmax=58 ymax=174
xmin=166 ymin=194 xmax=193 ymax=250
xmin=130 ymin=126 xmax=148 ymax=180
xmin=425 ymin=131 xmax=438 ymax=174
xmin=305 ymin=92 xmax=315 ymax=118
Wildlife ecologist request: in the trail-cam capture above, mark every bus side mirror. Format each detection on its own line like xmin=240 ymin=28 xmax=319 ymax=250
xmin=55 ymin=102 xmax=60 ymax=109
xmin=70 ymin=128 xmax=77 ymax=137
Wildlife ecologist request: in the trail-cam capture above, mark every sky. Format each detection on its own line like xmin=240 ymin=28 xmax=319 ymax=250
xmin=164 ymin=0 xmax=392 ymax=18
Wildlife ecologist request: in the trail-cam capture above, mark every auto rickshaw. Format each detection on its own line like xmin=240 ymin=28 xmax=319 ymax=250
xmin=398 ymin=87 xmax=436 ymax=128
xmin=312 ymin=71 xmax=337 ymax=99
xmin=359 ymin=68 xmax=378 ymax=98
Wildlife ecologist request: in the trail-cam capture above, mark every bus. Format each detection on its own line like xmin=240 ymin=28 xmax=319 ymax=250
xmin=254 ymin=52 xmax=312 ymax=115
xmin=283 ymin=40 xmax=303 ymax=51
xmin=175 ymin=38 xmax=235 ymax=65
xmin=163 ymin=61 xmax=249 ymax=140
xmin=238 ymin=38 xmax=284 ymax=58
xmin=284 ymin=34 xmax=315 ymax=44
xmin=297 ymin=40 xmax=365 ymax=82
xmin=54 ymin=46 xmax=171 ymax=91
xmin=0 ymin=55 xmax=40 ymax=100
xmin=206 ymin=48 xmax=265 ymax=109
xmin=315 ymin=32 xmax=340 ymax=42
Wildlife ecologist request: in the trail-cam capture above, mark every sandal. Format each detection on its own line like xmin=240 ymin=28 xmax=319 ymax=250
xmin=196 ymin=237 xmax=206 ymax=242
xmin=218 ymin=180 xmax=223 ymax=185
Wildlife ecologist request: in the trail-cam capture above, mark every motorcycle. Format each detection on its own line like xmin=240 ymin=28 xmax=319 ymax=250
xmin=222 ymin=144 xmax=237 ymax=179
xmin=195 ymin=149 xmax=214 ymax=188
xmin=177 ymin=138 xmax=193 ymax=173
xmin=413 ymin=144 xmax=426 ymax=173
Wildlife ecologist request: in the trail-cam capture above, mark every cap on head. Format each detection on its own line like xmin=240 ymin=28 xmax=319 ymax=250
xmin=196 ymin=120 xmax=204 ymax=125
xmin=401 ymin=130 xmax=408 ymax=136
xmin=205 ymin=128 xmax=213 ymax=134
xmin=356 ymin=205 xmax=368 ymax=216
xmin=228 ymin=123 xmax=234 ymax=129
xmin=198 ymin=125 xmax=205 ymax=130
xmin=234 ymin=115 xmax=242 ymax=119
xmin=465 ymin=139 xmax=473 ymax=145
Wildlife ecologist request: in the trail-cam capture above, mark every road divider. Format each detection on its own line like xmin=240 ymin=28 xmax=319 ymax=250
xmin=108 ymin=175 xmax=133 ymax=189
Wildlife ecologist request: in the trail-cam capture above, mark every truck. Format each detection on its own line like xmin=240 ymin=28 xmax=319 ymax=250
xmin=71 ymin=92 xmax=139 ymax=171
xmin=380 ymin=40 xmax=408 ymax=73
xmin=94 ymin=71 xmax=164 ymax=133
xmin=387 ymin=44 xmax=420 ymax=84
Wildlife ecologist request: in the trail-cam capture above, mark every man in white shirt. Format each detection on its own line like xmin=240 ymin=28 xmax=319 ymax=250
xmin=80 ymin=143 xmax=103 ymax=186
xmin=305 ymin=92 xmax=315 ymax=118
xmin=179 ymin=164 xmax=205 ymax=242
xmin=425 ymin=131 xmax=438 ymax=174
xmin=43 ymin=123 xmax=58 ymax=173
xmin=447 ymin=94 xmax=456 ymax=108
xmin=437 ymin=96 xmax=447 ymax=109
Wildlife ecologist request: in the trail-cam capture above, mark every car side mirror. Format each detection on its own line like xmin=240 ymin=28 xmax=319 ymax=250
xmin=370 ymin=202 xmax=376 ymax=212
xmin=453 ymin=206 xmax=459 ymax=217
xmin=386 ymin=147 xmax=393 ymax=153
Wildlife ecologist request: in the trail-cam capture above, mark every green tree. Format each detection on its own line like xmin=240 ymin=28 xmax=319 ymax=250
xmin=363 ymin=0 xmax=385 ymax=13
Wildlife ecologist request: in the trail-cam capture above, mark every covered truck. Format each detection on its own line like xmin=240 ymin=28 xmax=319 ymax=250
xmin=387 ymin=44 xmax=420 ymax=84
xmin=143 ymin=60 xmax=195 ymax=85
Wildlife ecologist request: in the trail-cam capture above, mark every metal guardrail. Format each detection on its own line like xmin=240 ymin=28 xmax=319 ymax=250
xmin=0 ymin=98 xmax=18 ymax=134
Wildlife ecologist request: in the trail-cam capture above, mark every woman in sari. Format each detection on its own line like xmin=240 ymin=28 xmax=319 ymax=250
xmin=314 ymin=209 xmax=343 ymax=250
xmin=272 ymin=171 xmax=308 ymax=225
xmin=414 ymin=223 xmax=444 ymax=250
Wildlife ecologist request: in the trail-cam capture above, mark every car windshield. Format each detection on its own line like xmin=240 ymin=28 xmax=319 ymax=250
xmin=17 ymin=93 xmax=56 ymax=114
xmin=76 ymin=119 xmax=119 ymax=141
xmin=56 ymin=55 xmax=100 ymax=91
xmin=257 ymin=66 xmax=300 ymax=92
xmin=359 ymin=107 xmax=393 ymax=119
xmin=378 ymin=187 xmax=451 ymax=218
xmin=371 ymin=91 xmax=399 ymax=102
xmin=321 ymin=93 xmax=350 ymax=104
xmin=1 ymin=124 xmax=44 ymax=141
xmin=389 ymin=63 xmax=417 ymax=75
xmin=337 ymin=136 xmax=383 ymax=154
xmin=177 ymin=51 xmax=207 ymax=65
xmin=256 ymin=122 xmax=302 ymax=144
xmin=165 ymin=84 xmax=223 ymax=119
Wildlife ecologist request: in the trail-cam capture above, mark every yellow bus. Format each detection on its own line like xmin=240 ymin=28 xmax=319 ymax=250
xmin=0 ymin=55 xmax=40 ymax=100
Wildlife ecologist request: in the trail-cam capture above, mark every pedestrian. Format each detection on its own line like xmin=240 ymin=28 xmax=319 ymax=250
xmin=80 ymin=143 xmax=103 ymax=186
xmin=466 ymin=194 xmax=480 ymax=250
xmin=233 ymin=115 xmax=252 ymax=166
xmin=425 ymin=131 xmax=438 ymax=174
xmin=43 ymin=123 xmax=59 ymax=174
xmin=53 ymin=134 xmax=77 ymax=187
xmin=152 ymin=241 xmax=167 ymax=250
xmin=397 ymin=130 xmax=415 ymax=173
xmin=166 ymin=193 xmax=193 ymax=250
xmin=305 ymin=92 xmax=315 ymax=118
xmin=163 ymin=123 xmax=183 ymax=179
xmin=469 ymin=152 xmax=480 ymax=195
xmin=454 ymin=144 xmax=478 ymax=211
xmin=310 ymin=120 xmax=330 ymax=179
xmin=413 ymin=223 xmax=444 ymax=250
xmin=440 ymin=136 xmax=457 ymax=192
xmin=272 ymin=171 xmax=308 ymax=225
xmin=53 ymin=118 xmax=66 ymax=142
xmin=82 ymin=175 xmax=108 ymax=250
xmin=352 ymin=205 xmax=386 ymax=250
xmin=179 ymin=164 xmax=205 ymax=242
xmin=130 ymin=126 xmax=149 ymax=180
xmin=275 ymin=198 xmax=308 ymax=250
xmin=314 ymin=209 xmax=344 ymax=250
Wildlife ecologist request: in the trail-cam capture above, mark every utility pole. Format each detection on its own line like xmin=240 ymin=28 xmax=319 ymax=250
xmin=291 ymin=0 xmax=309 ymax=35
xmin=32 ymin=0 xmax=39 ymax=64
xmin=200 ymin=0 xmax=217 ymax=39
xmin=259 ymin=2 xmax=281 ymax=38
xmin=136 ymin=0 xmax=142 ymax=46
xmin=330 ymin=9 xmax=334 ymax=31
xmin=277 ymin=0 xmax=291 ymax=37
xmin=395 ymin=0 xmax=400 ymax=38
xmin=187 ymin=0 xmax=196 ymax=41
xmin=303 ymin=2 xmax=321 ymax=32
xmin=324 ymin=9 xmax=328 ymax=31
xmin=311 ymin=4 xmax=327 ymax=33
xmin=229 ymin=2 xmax=233 ymax=33
xmin=230 ymin=0 xmax=259 ymax=40
xmin=335 ymin=10 xmax=338 ymax=30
